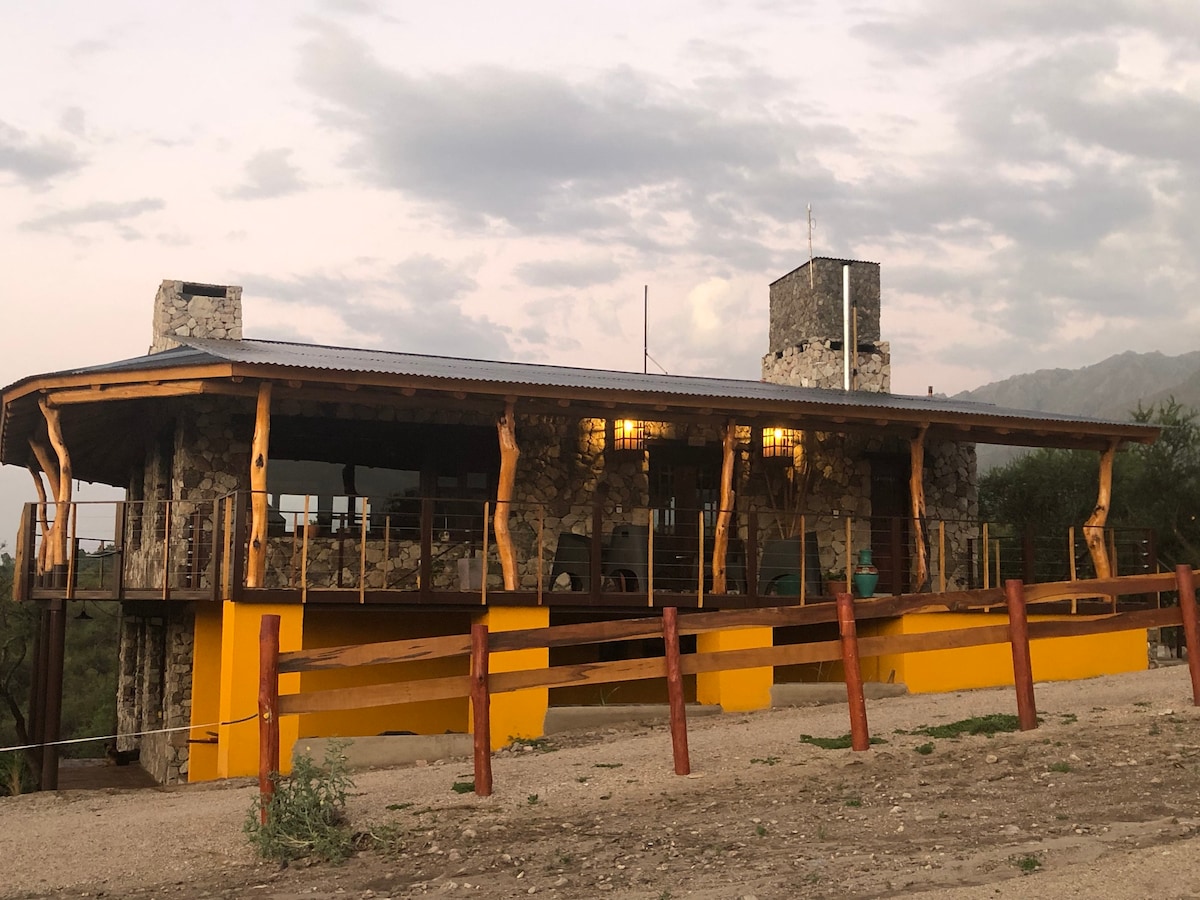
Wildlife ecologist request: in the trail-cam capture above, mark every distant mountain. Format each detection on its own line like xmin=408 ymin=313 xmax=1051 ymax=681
xmin=954 ymin=350 xmax=1200 ymax=470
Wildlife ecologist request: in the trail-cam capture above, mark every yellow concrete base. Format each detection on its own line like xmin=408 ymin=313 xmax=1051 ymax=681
xmin=475 ymin=606 xmax=550 ymax=749
xmin=696 ymin=626 xmax=773 ymax=711
xmin=214 ymin=601 xmax=303 ymax=779
xmin=869 ymin=613 xmax=1147 ymax=693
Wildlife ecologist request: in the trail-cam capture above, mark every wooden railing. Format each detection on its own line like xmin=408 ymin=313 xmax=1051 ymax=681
xmin=257 ymin=568 xmax=1200 ymax=810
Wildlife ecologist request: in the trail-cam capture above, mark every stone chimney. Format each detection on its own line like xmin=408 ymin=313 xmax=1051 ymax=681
xmin=761 ymin=258 xmax=890 ymax=392
xmin=150 ymin=280 xmax=243 ymax=354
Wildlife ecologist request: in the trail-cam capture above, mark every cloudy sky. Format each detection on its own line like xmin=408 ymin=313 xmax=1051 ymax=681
xmin=3 ymin=0 xmax=1200 ymax=533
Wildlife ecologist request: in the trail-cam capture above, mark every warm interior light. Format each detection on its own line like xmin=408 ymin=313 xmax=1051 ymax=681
xmin=762 ymin=426 xmax=798 ymax=459
xmin=613 ymin=418 xmax=646 ymax=452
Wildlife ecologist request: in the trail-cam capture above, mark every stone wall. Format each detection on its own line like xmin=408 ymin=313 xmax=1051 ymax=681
xmin=116 ymin=605 xmax=194 ymax=784
xmin=769 ymin=258 xmax=880 ymax=351
xmin=761 ymin=341 xmax=891 ymax=393
xmin=150 ymin=281 xmax=242 ymax=353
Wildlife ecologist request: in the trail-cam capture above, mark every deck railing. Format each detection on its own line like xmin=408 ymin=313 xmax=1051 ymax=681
xmin=14 ymin=493 xmax=1157 ymax=608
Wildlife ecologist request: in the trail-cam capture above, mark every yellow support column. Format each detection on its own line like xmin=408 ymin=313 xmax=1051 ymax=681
xmin=215 ymin=601 xmax=303 ymax=778
xmin=696 ymin=626 xmax=774 ymax=711
xmin=475 ymin=606 xmax=549 ymax=749
xmin=187 ymin=603 xmax=224 ymax=782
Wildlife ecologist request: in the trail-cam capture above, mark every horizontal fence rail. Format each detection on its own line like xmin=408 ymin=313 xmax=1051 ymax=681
xmin=258 ymin=568 xmax=1200 ymax=806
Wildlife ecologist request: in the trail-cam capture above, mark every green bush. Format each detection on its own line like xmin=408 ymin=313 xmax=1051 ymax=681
xmin=245 ymin=742 xmax=356 ymax=863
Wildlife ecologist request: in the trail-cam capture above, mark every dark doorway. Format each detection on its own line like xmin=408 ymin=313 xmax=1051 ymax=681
xmin=869 ymin=455 xmax=910 ymax=594
xmin=648 ymin=442 xmax=721 ymax=591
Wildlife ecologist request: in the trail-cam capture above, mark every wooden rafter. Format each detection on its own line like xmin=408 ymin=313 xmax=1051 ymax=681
xmin=711 ymin=419 xmax=737 ymax=594
xmin=494 ymin=400 xmax=520 ymax=591
xmin=1083 ymin=440 xmax=1119 ymax=579
xmin=247 ymin=382 xmax=272 ymax=588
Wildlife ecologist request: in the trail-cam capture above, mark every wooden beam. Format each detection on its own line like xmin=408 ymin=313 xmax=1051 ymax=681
xmin=711 ymin=418 xmax=737 ymax=594
xmin=37 ymin=399 xmax=72 ymax=571
xmin=247 ymin=382 xmax=272 ymax=588
xmin=910 ymin=424 xmax=929 ymax=592
xmin=494 ymin=400 xmax=519 ymax=591
xmin=1083 ymin=440 xmax=1118 ymax=579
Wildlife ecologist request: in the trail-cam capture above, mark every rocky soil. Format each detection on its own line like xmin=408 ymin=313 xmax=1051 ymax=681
xmin=2 ymin=665 xmax=1199 ymax=900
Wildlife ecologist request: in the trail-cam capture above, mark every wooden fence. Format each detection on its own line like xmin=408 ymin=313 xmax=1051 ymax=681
xmin=256 ymin=567 xmax=1200 ymax=815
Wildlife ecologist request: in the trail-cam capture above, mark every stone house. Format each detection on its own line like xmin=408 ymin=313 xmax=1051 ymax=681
xmin=0 ymin=258 xmax=1158 ymax=784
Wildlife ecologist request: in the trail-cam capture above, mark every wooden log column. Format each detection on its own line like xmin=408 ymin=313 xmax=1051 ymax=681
xmin=30 ymin=399 xmax=73 ymax=576
xmin=909 ymin=424 xmax=929 ymax=593
xmin=711 ymin=419 xmax=737 ymax=594
xmin=1083 ymin=440 xmax=1119 ymax=579
xmin=494 ymin=400 xmax=520 ymax=591
xmin=247 ymin=382 xmax=272 ymax=588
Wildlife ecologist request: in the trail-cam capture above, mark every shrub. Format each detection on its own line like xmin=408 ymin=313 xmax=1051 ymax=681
xmin=245 ymin=742 xmax=355 ymax=864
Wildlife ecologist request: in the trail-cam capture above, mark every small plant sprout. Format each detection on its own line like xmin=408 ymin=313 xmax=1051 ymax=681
xmin=527 ymin=793 xmax=540 ymax=805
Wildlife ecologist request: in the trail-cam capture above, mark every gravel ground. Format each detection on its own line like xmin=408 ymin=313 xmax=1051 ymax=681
xmin=2 ymin=664 xmax=1198 ymax=899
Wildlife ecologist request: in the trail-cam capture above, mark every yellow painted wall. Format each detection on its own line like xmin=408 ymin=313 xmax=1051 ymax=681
xmin=696 ymin=626 xmax=773 ymax=711
xmin=866 ymin=613 xmax=1147 ymax=693
xmin=477 ymin=606 xmax=549 ymax=749
xmin=215 ymin=602 xmax=303 ymax=778
xmin=187 ymin=603 xmax=224 ymax=782
xmin=296 ymin=610 xmax=472 ymax=740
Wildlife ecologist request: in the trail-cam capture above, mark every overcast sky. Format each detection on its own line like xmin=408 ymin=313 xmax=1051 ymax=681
xmin=3 ymin=0 xmax=1200 ymax=539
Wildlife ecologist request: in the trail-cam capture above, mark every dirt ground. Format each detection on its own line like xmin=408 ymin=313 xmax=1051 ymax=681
xmin=3 ymin=664 xmax=1199 ymax=900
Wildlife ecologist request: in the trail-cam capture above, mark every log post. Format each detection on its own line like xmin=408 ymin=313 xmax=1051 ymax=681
xmin=1083 ymin=440 xmax=1118 ymax=579
xmin=909 ymin=424 xmax=929 ymax=593
xmin=40 ymin=599 xmax=66 ymax=791
xmin=247 ymin=382 xmax=272 ymax=588
xmin=470 ymin=623 xmax=493 ymax=796
xmin=1173 ymin=565 xmax=1200 ymax=706
xmin=662 ymin=607 xmax=690 ymax=775
xmin=711 ymin=419 xmax=737 ymax=594
xmin=1005 ymin=579 xmax=1038 ymax=730
xmin=836 ymin=592 xmax=870 ymax=751
xmin=494 ymin=400 xmax=520 ymax=590
xmin=258 ymin=614 xmax=281 ymax=824
xmin=26 ymin=465 xmax=51 ymax=576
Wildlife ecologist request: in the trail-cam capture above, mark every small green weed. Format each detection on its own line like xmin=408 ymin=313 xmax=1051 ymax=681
xmin=914 ymin=742 xmax=935 ymax=755
xmin=910 ymin=714 xmax=1025 ymax=739
xmin=527 ymin=793 xmax=540 ymax=805
xmin=451 ymin=780 xmax=475 ymax=794
xmin=751 ymin=756 xmax=781 ymax=766
xmin=1012 ymin=853 xmax=1042 ymax=874
xmin=1048 ymin=761 xmax=1071 ymax=773
xmin=1149 ymin=723 xmax=1161 ymax=735
xmin=244 ymin=742 xmax=355 ymax=864
xmin=385 ymin=801 xmax=414 ymax=811
xmin=576 ymin=776 xmax=589 ymax=783
xmin=594 ymin=762 xmax=624 ymax=769
xmin=1134 ymin=701 xmax=1151 ymax=708
xmin=799 ymin=734 xmax=887 ymax=750
xmin=1059 ymin=713 xmax=1078 ymax=724
xmin=755 ymin=823 xmax=768 ymax=836
xmin=844 ymin=797 xmax=862 ymax=807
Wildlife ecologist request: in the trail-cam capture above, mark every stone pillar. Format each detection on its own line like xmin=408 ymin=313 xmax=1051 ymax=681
xmin=150 ymin=280 xmax=242 ymax=353
xmin=473 ymin=606 xmax=549 ymax=749
xmin=696 ymin=626 xmax=774 ymax=712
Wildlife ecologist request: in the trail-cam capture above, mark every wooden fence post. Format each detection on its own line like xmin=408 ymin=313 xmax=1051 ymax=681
xmin=1005 ymin=579 xmax=1038 ymax=730
xmin=662 ymin=607 xmax=690 ymax=775
xmin=1173 ymin=565 xmax=1200 ymax=706
xmin=258 ymin=614 xmax=281 ymax=824
xmin=470 ymin=623 xmax=493 ymax=796
xmin=836 ymin=592 xmax=870 ymax=751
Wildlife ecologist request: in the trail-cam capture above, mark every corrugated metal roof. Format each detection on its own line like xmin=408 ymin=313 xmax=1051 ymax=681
xmin=4 ymin=336 xmax=1155 ymax=434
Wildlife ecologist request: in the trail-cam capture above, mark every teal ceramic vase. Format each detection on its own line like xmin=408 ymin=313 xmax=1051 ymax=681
xmin=852 ymin=548 xmax=879 ymax=598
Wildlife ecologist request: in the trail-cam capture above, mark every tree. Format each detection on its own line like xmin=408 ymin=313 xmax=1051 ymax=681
xmin=1 ymin=547 xmax=40 ymax=792
xmin=980 ymin=399 xmax=1200 ymax=575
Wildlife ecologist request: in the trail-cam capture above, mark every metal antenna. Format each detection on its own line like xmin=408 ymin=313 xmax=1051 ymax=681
xmin=643 ymin=285 xmax=648 ymax=375
xmin=807 ymin=204 xmax=815 ymax=289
